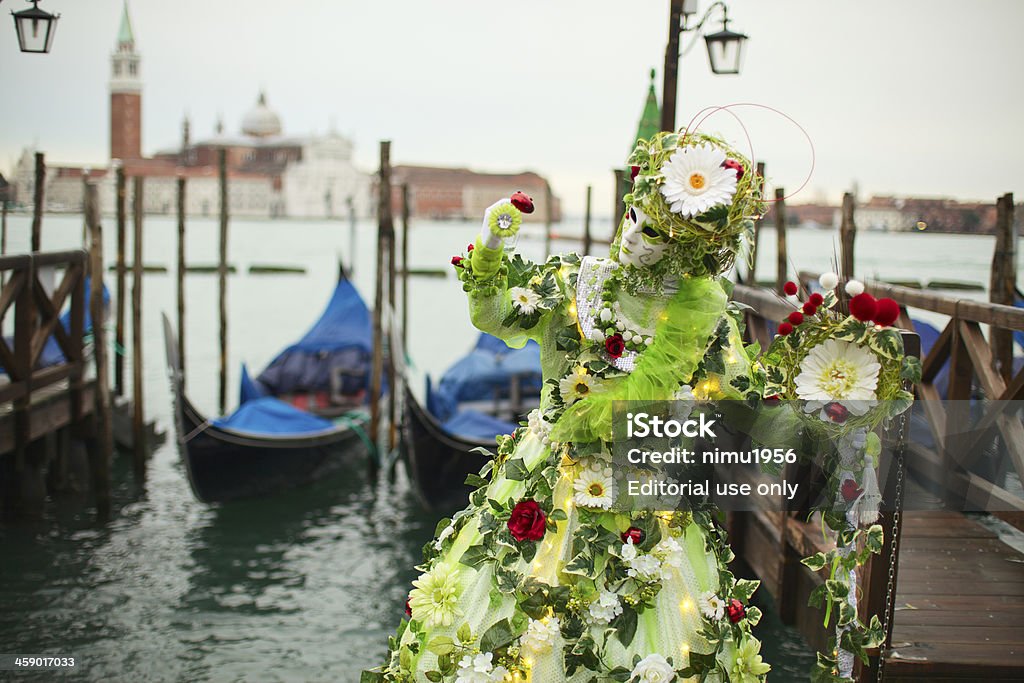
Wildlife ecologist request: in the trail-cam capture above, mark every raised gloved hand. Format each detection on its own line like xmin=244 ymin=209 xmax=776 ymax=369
xmin=471 ymin=192 xmax=534 ymax=278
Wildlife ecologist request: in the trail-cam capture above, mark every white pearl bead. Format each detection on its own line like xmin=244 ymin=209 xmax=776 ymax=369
xmin=644 ymin=337 xmax=653 ymax=346
xmin=616 ymin=320 xmax=625 ymax=331
xmin=622 ymin=331 xmax=632 ymax=342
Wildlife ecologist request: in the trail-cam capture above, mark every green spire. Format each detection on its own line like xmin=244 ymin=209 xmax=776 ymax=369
xmin=118 ymin=1 xmax=135 ymax=47
xmin=632 ymin=68 xmax=661 ymax=151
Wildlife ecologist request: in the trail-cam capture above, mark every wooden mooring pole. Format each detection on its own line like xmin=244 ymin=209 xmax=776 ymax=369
xmin=544 ymin=183 xmax=553 ymax=259
xmin=131 ymin=176 xmax=146 ymax=483
xmin=218 ymin=149 xmax=229 ymax=416
xmin=612 ymin=168 xmax=627 ymax=239
xmin=32 ymin=152 xmax=44 ymax=252
xmin=368 ymin=141 xmax=391 ymax=475
xmin=401 ymin=183 xmax=410 ymax=353
xmin=85 ymin=182 xmax=112 ymax=519
xmin=840 ymin=191 xmax=856 ymax=278
xmin=746 ymin=161 xmax=765 ymax=284
xmin=386 ymin=181 xmax=397 ymax=453
xmin=774 ymin=187 xmax=787 ymax=291
xmin=990 ymin=192 xmax=1017 ymax=381
xmin=115 ymin=166 xmax=127 ymax=397
xmin=582 ymin=185 xmax=592 ymax=256
xmin=177 ymin=175 xmax=187 ymax=390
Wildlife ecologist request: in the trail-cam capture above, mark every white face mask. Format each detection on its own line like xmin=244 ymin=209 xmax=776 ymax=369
xmin=618 ymin=206 xmax=668 ymax=268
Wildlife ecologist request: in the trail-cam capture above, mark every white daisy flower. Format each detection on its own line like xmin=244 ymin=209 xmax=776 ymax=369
xmin=559 ymin=367 xmax=601 ymax=406
xmin=794 ymin=339 xmax=881 ymax=402
xmin=510 ymin=286 xmax=541 ymax=315
xmin=630 ymin=653 xmax=676 ymax=683
xmin=588 ymin=590 xmax=622 ymax=624
xmin=520 ymin=616 xmax=560 ymax=655
xmin=659 ymin=144 xmax=738 ymax=218
xmin=699 ymin=591 xmax=726 ymax=621
xmin=573 ymin=462 xmax=616 ymax=509
xmin=409 ymin=563 xmax=462 ymax=628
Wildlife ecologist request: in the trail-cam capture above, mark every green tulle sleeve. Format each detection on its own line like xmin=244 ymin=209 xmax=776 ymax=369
xmin=458 ymin=245 xmax=578 ymax=350
xmin=550 ymin=277 xmax=729 ymax=443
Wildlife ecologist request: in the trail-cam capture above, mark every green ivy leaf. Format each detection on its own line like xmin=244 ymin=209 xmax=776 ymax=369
xmin=611 ymin=605 xmax=638 ymax=647
xmin=505 ymin=459 xmax=529 ymax=481
xmin=480 ymin=618 xmax=516 ymax=652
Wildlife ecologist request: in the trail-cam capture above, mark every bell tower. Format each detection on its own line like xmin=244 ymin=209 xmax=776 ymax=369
xmin=110 ymin=0 xmax=141 ymax=161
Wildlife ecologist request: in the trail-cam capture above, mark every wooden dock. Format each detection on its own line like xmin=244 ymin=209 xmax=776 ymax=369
xmin=726 ymin=189 xmax=1024 ymax=681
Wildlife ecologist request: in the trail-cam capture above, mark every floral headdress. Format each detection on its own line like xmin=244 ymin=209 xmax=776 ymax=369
xmin=616 ymin=131 xmax=766 ymax=281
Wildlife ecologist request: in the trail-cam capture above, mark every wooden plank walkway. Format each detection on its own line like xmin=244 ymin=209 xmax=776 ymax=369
xmin=885 ymin=511 xmax=1024 ymax=681
xmin=735 ymin=504 xmax=1024 ymax=681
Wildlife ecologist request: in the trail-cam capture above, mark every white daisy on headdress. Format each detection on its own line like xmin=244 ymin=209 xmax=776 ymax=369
xmin=659 ymin=143 xmax=738 ymax=218
xmin=408 ymin=563 xmax=462 ymax=628
xmin=794 ymin=339 xmax=881 ymax=402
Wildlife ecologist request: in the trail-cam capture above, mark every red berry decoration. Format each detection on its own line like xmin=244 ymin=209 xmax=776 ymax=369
xmin=783 ymin=281 xmax=798 ymax=296
xmin=788 ymin=311 xmax=804 ymax=326
xmin=764 ymin=394 xmax=781 ymax=406
xmin=621 ymin=527 xmax=645 ymax=545
xmin=467 ymin=242 xmax=474 ymax=251
xmin=510 ymin=191 xmax=535 ymax=214
xmin=823 ymin=402 xmax=849 ymax=423
xmin=405 ymin=596 xmax=413 ymax=617
xmin=630 ymin=165 xmax=641 ymax=180
xmin=802 ymin=301 xmax=817 ymax=315
xmin=507 ymin=500 xmax=547 ymax=542
xmin=727 ymin=598 xmax=747 ymax=623
xmin=605 ymin=333 xmax=625 ymax=359
xmin=721 ymin=159 xmax=745 ymax=180
xmin=849 ymin=293 xmax=878 ymax=322
xmin=778 ymin=322 xmax=793 ymax=336
xmin=841 ymin=478 xmax=864 ymax=502
xmin=873 ymin=298 xmax=900 ymax=327
xmin=451 ymin=255 xmax=464 ymax=267
xmin=808 ymin=292 xmax=824 ymax=306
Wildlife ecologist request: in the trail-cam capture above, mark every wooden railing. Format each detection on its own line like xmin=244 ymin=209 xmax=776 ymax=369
xmin=823 ymin=275 xmax=1024 ymax=525
xmin=0 ymin=250 xmax=88 ymax=466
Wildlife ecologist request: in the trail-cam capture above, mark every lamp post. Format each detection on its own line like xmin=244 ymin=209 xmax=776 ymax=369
xmin=660 ymin=0 xmax=748 ymax=132
xmin=11 ymin=0 xmax=60 ymax=54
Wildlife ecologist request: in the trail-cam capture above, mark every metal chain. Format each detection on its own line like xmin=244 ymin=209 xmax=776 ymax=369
xmin=877 ymin=411 xmax=908 ymax=683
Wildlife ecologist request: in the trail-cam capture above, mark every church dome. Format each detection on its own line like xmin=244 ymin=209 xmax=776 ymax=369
xmin=241 ymin=92 xmax=282 ymax=138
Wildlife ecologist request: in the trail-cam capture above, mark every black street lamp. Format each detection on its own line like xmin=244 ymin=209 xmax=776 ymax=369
xmin=661 ymin=0 xmax=748 ymax=131
xmin=11 ymin=0 xmax=60 ymax=54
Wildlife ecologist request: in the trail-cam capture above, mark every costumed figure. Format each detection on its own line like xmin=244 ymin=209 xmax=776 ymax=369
xmin=364 ymin=130 xmax=773 ymax=683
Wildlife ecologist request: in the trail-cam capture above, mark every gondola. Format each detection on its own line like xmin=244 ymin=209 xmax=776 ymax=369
xmin=400 ymin=334 xmax=542 ymax=511
xmin=161 ymin=274 xmax=377 ymax=504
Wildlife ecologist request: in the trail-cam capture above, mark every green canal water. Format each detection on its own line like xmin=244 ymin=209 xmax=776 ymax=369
xmin=0 ymin=213 xmax=1014 ymax=681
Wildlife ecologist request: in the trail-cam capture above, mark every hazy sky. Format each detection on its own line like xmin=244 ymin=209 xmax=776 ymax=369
xmin=2 ymin=0 xmax=1022 ymax=215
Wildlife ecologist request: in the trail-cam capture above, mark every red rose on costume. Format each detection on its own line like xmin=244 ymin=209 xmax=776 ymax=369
xmin=764 ymin=394 xmax=781 ymax=406
xmin=727 ymin=598 xmax=746 ymax=623
xmin=808 ymin=292 xmax=824 ymax=307
xmin=630 ymin=165 xmax=641 ymax=180
xmin=824 ymin=402 xmax=849 ymax=423
xmin=621 ymin=527 xmax=645 ymax=545
xmin=783 ymin=281 xmax=798 ymax=296
xmin=722 ymin=159 xmax=745 ymax=180
xmin=467 ymin=243 xmax=474 ymax=251
xmin=841 ymin=478 xmax=863 ymax=502
xmin=788 ymin=311 xmax=804 ymax=326
xmin=605 ymin=333 xmax=626 ymax=358
xmin=451 ymin=256 xmax=464 ymax=267
xmin=508 ymin=500 xmax=547 ymax=542
xmin=873 ymin=298 xmax=900 ymax=327
xmin=802 ymin=301 xmax=817 ymax=315
xmin=849 ymin=293 xmax=878 ymax=322
xmin=510 ymin=191 xmax=535 ymax=214
xmin=405 ymin=596 xmax=412 ymax=617
xmin=778 ymin=322 xmax=793 ymax=336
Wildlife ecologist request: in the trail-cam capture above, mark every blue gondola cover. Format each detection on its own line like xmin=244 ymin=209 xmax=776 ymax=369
xmin=212 ymin=396 xmax=337 ymax=436
xmin=255 ymin=278 xmax=372 ymax=395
